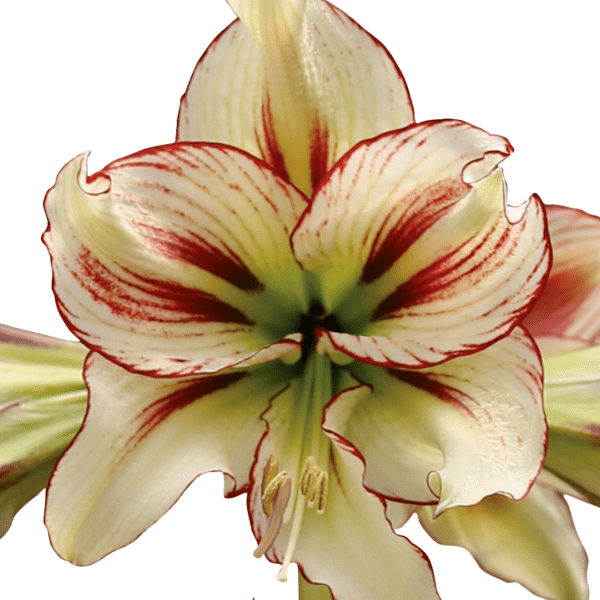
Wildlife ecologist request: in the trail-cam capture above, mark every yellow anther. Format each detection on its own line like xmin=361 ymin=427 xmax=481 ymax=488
xmin=261 ymin=454 xmax=279 ymax=498
xmin=300 ymin=456 xmax=318 ymax=495
xmin=262 ymin=471 xmax=288 ymax=517
xmin=316 ymin=471 xmax=329 ymax=514
xmin=299 ymin=456 xmax=329 ymax=514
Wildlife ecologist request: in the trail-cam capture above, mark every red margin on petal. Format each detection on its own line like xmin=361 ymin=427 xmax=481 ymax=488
xmin=317 ymin=384 xmax=440 ymax=599
xmin=43 ymin=354 xmax=283 ymax=564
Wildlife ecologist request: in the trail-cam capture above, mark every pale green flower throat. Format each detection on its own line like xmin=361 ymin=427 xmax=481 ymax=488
xmin=254 ymin=302 xmax=342 ymax=582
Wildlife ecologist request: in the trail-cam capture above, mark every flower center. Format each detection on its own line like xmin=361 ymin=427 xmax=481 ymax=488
xmin=297 ymin=301 xmax=342 ymax=359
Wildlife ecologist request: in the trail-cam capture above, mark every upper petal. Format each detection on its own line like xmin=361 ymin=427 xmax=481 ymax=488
xmin=178 ymin=0 xmax=413 ymax=196
xmin=43 ymin=145 xmax=307 ymax=377
xmin=324 ymin=327 xmax=546 ymax=512
xmin=248 ymin=387 xmax=440 ymax=600
xmin=524 ymin=205 xmax=600 ymax=346
xmin=293 ymin=121 xmax=550 ymax=369
xmin=45 ymin=353 xmax=287 ymax=565
xmin=418 ymin=484 xmax=589 ymax=600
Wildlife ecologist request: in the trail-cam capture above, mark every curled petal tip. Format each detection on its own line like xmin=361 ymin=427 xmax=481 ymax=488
xmin=462 ymin=148 xmax=511 ymax=185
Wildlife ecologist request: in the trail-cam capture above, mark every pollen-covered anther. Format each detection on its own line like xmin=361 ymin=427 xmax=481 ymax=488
xmin=254 ymin=474 xmax=292 ymax=559
xmin=262 ymin=471 xmax=289 ymax=517
xmin=261 ymin=455 xmax=279 ymax=494
xmin=299 ymin=456 xmax=329 ymax=514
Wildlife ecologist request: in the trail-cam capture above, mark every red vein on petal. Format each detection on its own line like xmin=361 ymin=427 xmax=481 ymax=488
xmin=127 ymin=372 xmax=247 ymax=449
xmin=258 ymin=95 xmax=290 ymax=183
xmin=76 ymin=249 xmax=252 ymax=325
xmin=361 ymin=178 xmax=468 ymax=284
xmin=389 ymin=370 xmax=478 ymax=420
xmin=135 ymin=223 xmax=263 ymax=291
xmin=310 ymin=116 xmax=330 ymax=191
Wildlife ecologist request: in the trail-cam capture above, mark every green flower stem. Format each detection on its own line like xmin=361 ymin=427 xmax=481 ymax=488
xmin=298 ymin=572 xmax=334 ymax=600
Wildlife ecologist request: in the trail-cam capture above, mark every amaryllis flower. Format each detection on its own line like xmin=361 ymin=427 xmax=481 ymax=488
xmin=410 ymin=205 xmax=600 ymax=600
xmin=0 ymin=325 xmax=86 ymax=538
xmin=41 ymin=0 xmax=550 ymax=598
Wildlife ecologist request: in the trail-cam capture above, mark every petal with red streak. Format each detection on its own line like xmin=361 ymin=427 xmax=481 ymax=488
xmin=294 ymin=120 xmax=550 ymax=369
xmin=178 ymin=0 xmax=413 ymax=195
xmin=44 ymin=353 xmax=288 ymax=565
xmin=43 ymin=145 xmax=307 ymax=377
xmin=524 ymin=205 xmax=600 ymax=346
xmin=323 ymin=328 xmax=546 ymax=511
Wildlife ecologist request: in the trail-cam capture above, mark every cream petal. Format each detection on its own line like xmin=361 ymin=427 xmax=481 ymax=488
xmin=419 ymin=484 xmax=589 ymax=600
xmin=248 ymin=389 xmax=440 ymax=600
xmin=44 ymin=145 xmax=307 ymax=377
xmin=294 ymin=121 xmax=549 ymax=368
xmin=45 ymin=353 xmax=287 ymax=565
xmin=178 ymin=0 xmax=413 ymax=196
xmin=324 ymin=328 xmax=546 ymax=512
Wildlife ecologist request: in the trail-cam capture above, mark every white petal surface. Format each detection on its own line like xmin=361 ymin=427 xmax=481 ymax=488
xmin=45 ymin=353 xmax=287 ymax=565
xmin=178 ymin=0 xmax=413 ymax=195
xmin=44 ymin=146 xmax=307 ymax=377
xmin=324 ymin=328 xmax=545 ymax=511
xmin=249 ymin=390 xmax=440 ymax=600
xmin=294 ymin=121 xmax=550 ymax=368
xmin=419 ymin=484 xmax=589 ymax=600
xmin=524 ymin=205 xmax=600 ymax=344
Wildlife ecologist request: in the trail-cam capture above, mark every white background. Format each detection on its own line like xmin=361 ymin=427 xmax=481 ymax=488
xmin=1 ymin=1 xmax=599 ymax=598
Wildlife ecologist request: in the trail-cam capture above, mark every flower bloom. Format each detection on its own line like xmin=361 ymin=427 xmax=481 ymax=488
xmin=411 ymin=205 xmax=600 ymax=600
xmin=0 ymin=325 xmax=86 ymax=538
xmin=42 ymin=0 xmax=551 ymax=597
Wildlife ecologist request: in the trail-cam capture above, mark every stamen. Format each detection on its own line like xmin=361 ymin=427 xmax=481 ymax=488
xmin=253 ymin=476 xmax=292 ymax=559
xmin=299 ymin=456 xmax=329 ymax=513
xmin=300 ymin=456 xmax=317 ymax=495
xmin=262 ymin=471 xmax=289 ymax=517
xmin=261 ymin=454 xmax=279 ymax=498
xmin=316 ymin=472 xmax=329 ymax=514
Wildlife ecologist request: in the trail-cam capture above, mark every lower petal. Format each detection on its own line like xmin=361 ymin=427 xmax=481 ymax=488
xmin=248 ymin=387 xmax=440 ymax=600
xmin=45 ymin=353 xmax=287 ymax=565
xmin=324 ymin=328 xmax=546 ymax=512
xmin=418 ymin=483 xmax=589 ymax=600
